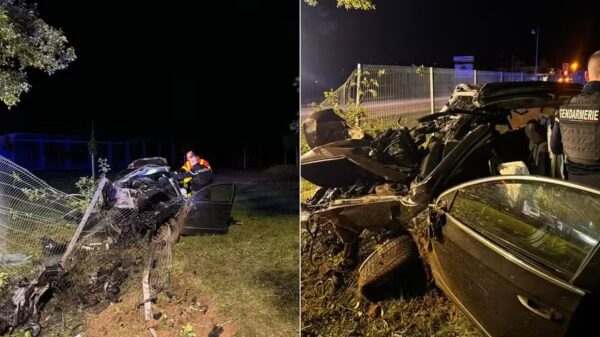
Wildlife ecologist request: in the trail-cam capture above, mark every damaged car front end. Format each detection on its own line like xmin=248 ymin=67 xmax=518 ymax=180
xmin=0 ymin=156 xmax=235 ymax=336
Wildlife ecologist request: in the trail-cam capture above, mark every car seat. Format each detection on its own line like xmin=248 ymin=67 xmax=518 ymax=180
xmin=419 ymin=140 xmax=444 ymax=178
xmin=524 ymin=120 xmax=549 ymax=176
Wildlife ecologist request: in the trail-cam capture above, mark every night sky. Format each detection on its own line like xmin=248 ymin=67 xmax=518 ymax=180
xmin=0 ymin=1 xmax=299 ymax=168
xmin=302 ymin=0 xmax=600 ymax=102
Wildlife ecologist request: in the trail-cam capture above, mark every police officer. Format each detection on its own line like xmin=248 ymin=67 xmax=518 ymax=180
xmin=551 ymin=50 xmax=600 ymax=188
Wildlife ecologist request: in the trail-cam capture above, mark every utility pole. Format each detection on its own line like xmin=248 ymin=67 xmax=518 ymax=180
xmin=88 ymin=121 xmax=96 ymax=179
xmin=532 ymin=28 xmax=540 ymax=77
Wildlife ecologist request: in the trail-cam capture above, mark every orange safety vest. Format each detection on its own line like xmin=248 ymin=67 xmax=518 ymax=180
xmin=181 ymin=158 xmax=211 ymax=172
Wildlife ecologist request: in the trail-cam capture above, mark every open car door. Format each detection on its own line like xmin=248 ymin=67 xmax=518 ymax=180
xmin=428 ymin=176 xmax=600 ymax=337
xmin=181 ymin=183 xmax=236 ymax=235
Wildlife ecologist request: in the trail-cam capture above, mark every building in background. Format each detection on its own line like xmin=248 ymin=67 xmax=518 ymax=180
xmin=0 ymin=133 xmax=158 ymax=171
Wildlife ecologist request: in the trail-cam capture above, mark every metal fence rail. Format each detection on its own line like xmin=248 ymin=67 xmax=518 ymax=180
xmin=305 ymin=64 xmax=581 ymax=127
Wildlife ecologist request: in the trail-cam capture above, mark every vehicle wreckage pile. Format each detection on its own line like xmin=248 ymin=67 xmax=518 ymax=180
xmin=0 ymin=156 xmax=204 ymax=336
xmin=300 ymin=107 xmax=472 ymax=336
xmin=301 ymin=81 xmax=585 ymax=336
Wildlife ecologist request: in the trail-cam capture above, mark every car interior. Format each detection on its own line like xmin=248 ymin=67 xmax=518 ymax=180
xmin=419 ymin=106 xmax=560 ymax=192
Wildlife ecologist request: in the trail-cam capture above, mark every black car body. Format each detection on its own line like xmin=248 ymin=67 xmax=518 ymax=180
xmin=302 ymin=82 xmax=600 ymax=337
xmin=108 ymin=157 xmax=235 ymax=236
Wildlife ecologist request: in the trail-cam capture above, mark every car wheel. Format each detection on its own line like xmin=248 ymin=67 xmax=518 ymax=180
xmin=358 ymin=235 xmax=425 ymax=301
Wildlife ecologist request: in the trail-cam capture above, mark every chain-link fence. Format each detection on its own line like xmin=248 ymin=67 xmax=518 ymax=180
xmin=0 ymin=155 xmax=80 ymax=275
xmin=303 ymin=64 xmax=583 ymax=127
xmin=0 ymin=155 xmax=174 ymax=335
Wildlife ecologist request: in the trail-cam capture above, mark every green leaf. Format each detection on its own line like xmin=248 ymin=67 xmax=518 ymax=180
xmin=0 ymin=1 xmax=76 ymax=107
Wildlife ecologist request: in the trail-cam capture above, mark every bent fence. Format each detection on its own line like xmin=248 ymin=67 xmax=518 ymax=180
xmin=0 ymin=155 xmax=171 ymax=335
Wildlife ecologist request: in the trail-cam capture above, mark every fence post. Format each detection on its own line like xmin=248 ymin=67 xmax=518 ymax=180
xmin=474 ymin=70 xmax=477 ymax=85
xmin=107 ymin=142 xmax=113 ymax=168
xmin=89 ymin=122 xmax=96 ymax=180
xmin=355 ymin=63 xmax=361 ymax=108
xmin=61 ymin=177 xmax=108 ymax=267
xmin=500 ymin=71 xmax=503 ymax=82
xmin=429 ymin=67 xmax=435 ymax=114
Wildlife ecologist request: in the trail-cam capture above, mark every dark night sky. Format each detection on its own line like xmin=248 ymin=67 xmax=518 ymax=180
xmin=0 ymin=1 xmax=299 ymax=166
xmin=302 ymin=0 xmax=600 ymax=102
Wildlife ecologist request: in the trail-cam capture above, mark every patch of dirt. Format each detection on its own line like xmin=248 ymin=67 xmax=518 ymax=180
xmin=86 ymin=286 xmax=236 ymax=337
xmin=301 ymin=219 xmax=482 ymax=337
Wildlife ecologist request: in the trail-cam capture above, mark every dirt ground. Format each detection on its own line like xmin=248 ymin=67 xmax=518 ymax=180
xmin=86 ymin=285 xmax=236 ymax=337
xmin=300 ymin=221 xmax=483 ymax=337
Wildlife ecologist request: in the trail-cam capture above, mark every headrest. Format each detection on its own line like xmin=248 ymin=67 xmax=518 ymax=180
xmin=524 ymin=121 xmax=546 ymax=145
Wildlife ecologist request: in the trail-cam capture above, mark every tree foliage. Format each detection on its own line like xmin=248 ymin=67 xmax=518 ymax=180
xmin=347 ymin=68 xmax=384 ymax=126
xmin=0 ymin=0 xmax=76 ymax=107
xmin=304 ymin=0 xmax=375 ymax=10
xmin=310 ymin=68 xmax=384 ymax=128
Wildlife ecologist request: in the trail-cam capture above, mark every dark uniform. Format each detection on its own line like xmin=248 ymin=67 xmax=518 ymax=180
xmin=174 ymin=162 xmax=215 ymax=193
xmin=551 ymin=81 xmax=600 ymax=188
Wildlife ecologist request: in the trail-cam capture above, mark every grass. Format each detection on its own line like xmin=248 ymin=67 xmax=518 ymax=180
xmin=301 ymin=180 xmax=318 ymax=202
xmin=171 ymin=188 xmax=299 ymax=337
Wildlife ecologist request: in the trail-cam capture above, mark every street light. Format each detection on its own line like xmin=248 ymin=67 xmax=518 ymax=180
xmin=531 ymin=28 xmax=540 ymax=77
xmin=570 ymin=62 xmax=579 ymax=72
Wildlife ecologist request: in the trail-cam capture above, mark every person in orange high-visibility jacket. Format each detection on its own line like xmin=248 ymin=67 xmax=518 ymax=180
xmin=181 ymin=151 xmax=211 ymax=172
xmin=175 ymin=151 xmax=214 ymax=193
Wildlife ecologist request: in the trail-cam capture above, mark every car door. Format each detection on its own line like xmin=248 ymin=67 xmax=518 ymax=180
xmin=428 ymin=176 xmax=600 ymax=337
xmin=181 ymin=183 xmax=236 ymax=235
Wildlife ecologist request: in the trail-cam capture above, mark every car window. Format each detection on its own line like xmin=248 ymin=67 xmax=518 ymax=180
xmin=209 ymin=184 xmax=234 ymax=202
xmin=191 ymin=184 xmax=233 ymax=203
xmin=448 ymin=179 xmax=600 ymax=280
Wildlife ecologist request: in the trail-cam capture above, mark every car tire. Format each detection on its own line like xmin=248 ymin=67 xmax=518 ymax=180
xmin=358 ymin=235 xmax=424 ymax=302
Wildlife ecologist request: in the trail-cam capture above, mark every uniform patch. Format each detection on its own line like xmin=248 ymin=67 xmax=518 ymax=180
xmin=559 ymin=108 xmax=600 ymax=121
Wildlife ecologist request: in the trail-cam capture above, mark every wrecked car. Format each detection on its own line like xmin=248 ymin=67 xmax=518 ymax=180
xmin=106 ymin=157 xmax=236 ymax=237
xmin=0 ymin=156 xmax=235 ymax=335
xmin=302 ymin=82 xmax=600 ymax=337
